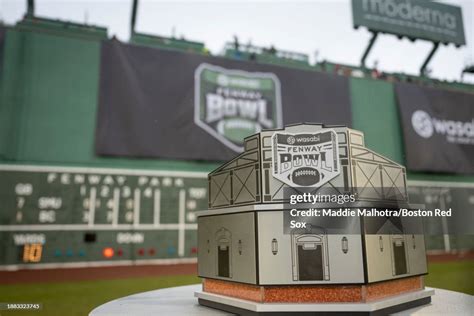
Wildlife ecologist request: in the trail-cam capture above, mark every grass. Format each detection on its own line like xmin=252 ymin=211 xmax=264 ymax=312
xmin=425 ymin=261 xmax=474 ymax=295
xmin=0 ymin=274 xmax=200 ymax=316
xmin=0 ymin=261 xmax=472 ymax=316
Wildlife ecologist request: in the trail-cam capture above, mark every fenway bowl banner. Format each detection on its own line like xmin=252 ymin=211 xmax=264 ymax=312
xmin=95 ymin=40 xmax=351 ymax=161
xmin=195 ymin=63 xmax=282 ymax=152
xmin=395 ymin=83 xmax=474 ymax=174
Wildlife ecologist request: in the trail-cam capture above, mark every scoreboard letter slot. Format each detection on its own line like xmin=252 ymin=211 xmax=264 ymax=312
xmin=112 ymin=188 xmax=120 ymax=227
xmin=88 ymin=187 xmax=96 ymax=227
xmin=133 ymin=189 xmax=141 ymax=227
xmin=178 ymin=189 xmax=185 ymax=257
xmin=154 ymin=189 xmax=161 ymax=227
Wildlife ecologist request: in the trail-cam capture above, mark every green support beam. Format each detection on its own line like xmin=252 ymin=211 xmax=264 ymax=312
xmin=360 ymin=31 xmax=378 ymax=69
xmin=27 ymin=0 xmax=35 ymax=16
xmin=130 ymin=0 xmax=139 ymax=35
xmin=420 ymin=42 xmax=440 ymax=77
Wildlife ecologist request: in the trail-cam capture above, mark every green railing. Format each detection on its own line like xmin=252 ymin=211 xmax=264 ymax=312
xmin=131 ymin=32 xmax=207 ymax=54
xmin=16 ymin=16 xmax=107 ymax=40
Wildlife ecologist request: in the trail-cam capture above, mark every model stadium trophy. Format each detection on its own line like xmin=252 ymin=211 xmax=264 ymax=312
xmin=195 ymin=123 xmax=434 ymax=315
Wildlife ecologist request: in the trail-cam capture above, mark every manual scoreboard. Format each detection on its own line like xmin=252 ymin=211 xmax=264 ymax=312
xmin=0 ymin=165 xmax=208 ymax=270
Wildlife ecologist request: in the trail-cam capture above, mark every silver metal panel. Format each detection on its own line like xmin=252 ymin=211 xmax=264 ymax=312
xmin=198 ymin=212 xmax=257 ymax=284
xmin=257 ymin=211 xmax=365 ymax=285
xmin=364 ymin=233 xmax=428 ymax=283
xmin=208 ymin=124 xmax=408 ymax=209
xmin=406 ymin=234 xmax=428 ymax=276
xmin=350 ymin=147 xmax=407 ymax=201
xmin=197 ymin=218 xmax=214 ymax=277
xmin=208 ymin=172 xmax=232 ymax=208
xmin=232 ymin=165 xmax=258 ymax=205
xmin=208 ymin=138 xmax=261 ymax=209
xmin=202 ymin=124 xmax=425 ymax=286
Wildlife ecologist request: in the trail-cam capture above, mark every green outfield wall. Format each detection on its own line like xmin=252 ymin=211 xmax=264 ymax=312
xmin=0 ymin=19 xmax=472 ymax=268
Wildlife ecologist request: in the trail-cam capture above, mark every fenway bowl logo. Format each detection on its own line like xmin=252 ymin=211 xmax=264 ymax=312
xmin=271 ymin=130 xmax=340 ymax=187
xmin=194 ymin=63 xmax=282 ymax=152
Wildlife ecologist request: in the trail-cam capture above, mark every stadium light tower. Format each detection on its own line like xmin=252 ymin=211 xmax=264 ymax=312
xmin=360 ymin=31 xmax=378 ymax=69
xmin=461 ymin=64 xmax=474 ymax=81
xmin=419 ymin=42 xmax=440 ymax=77
xmin=26 ymin=0 xmax=35 ymax=17
xmin=130 ymin=0 xmax=139 ymax=35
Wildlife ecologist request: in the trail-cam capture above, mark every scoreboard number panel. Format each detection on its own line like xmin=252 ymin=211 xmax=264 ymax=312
xmin=0 ymin=165 xmax=208 ymax=269
xmin=22 ymin=243 xmax=43 ymax=263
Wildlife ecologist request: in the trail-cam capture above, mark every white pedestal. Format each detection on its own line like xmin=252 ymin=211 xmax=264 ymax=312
xmin=90 ymin=285 xmax=473 ymax=316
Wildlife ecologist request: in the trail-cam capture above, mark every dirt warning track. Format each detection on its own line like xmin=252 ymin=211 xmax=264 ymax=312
xmin=0 ymin=263 xmax=197 ymax=285
xmin=1 ymin=251 xmax=472 ymax=285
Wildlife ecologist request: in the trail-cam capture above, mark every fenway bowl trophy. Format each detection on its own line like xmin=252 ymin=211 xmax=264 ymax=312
xmin=195 ymin=124 xmax=434 ymax=315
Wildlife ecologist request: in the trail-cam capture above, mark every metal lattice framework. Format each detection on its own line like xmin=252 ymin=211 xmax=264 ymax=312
xmin=209 ymin=124 xmax=407 ymax=209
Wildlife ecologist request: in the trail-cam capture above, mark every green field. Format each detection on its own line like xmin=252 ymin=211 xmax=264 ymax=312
xmin=0 ymin=261 xmax=472 ymax=316
xmin=0 ymin=275 xmax=200 ymax=316
xmin=424 ymin=261 xmax=474 ymax=296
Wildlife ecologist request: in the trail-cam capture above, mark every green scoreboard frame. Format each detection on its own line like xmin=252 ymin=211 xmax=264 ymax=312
xmin=1 ymin=165 xmax=472 ymax=270
xmin=0 ymin=164 xmax=208 ymax=270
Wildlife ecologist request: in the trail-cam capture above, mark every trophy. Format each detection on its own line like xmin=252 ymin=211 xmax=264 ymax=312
xmin=195 ymin=124 xmax=433 ymax=315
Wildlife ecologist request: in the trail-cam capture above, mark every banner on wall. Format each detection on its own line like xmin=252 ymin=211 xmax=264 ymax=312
xmin=95 ymin=40 xmax=352 ymax=161
xmin=395 ymin=83 xmax=474 ymax=174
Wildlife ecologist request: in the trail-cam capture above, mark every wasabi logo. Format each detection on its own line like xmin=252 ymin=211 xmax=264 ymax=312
xmin=411 ymin=110 xmax=474 ymax=144
xmin=271 ymin=130 xmax=340 ymax=187
xmin=411 ymin=110 xmax=433 ymax=138
xmin=195 ymin=63 xmax=282 ymax=152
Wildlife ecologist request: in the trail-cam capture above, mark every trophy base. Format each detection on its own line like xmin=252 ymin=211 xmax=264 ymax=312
xmin=200 ymin=277 xmax=425 ymax=303
xmin=195 ymin=287 xmax=434 ymax=315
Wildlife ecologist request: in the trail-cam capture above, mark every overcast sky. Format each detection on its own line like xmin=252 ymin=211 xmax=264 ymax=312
xmin=1 ymin=0 xmax=473 ymax=82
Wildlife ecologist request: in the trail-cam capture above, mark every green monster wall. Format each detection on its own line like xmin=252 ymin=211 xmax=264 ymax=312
xmin=0 ymin=25 xmax=216 ymax=173
xmin=350 ymin=77 xmax=404 ymax=164
xmin=1 ymin=21 xmax=473 ymax=179
xmin=0 ymin=29 xmax=101 ymax=163
xmin=350 ymin=77 xmax=474 ymax=183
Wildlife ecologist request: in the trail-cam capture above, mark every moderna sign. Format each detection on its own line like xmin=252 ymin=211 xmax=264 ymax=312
xmin=352 ymin=0 xmax=466 ymax=46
